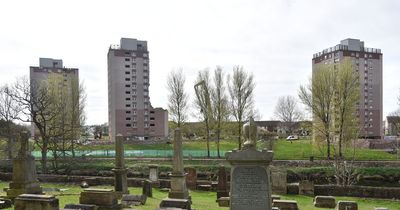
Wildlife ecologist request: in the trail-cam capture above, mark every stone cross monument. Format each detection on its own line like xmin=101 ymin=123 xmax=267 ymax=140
xmin=226 ymin=117 xmax=274 ymax=210
xmin=112 ymin=134 xmax=129 ymax=196
xmin=7 ymin=131 xmax=42 ymax=200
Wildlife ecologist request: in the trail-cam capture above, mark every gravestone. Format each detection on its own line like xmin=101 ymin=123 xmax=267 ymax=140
xmin=7 ymin=132 xmax=42 ymax=200
xmin=313 ymin=196 xmax=336 ymax=208
xmin=121 ymin=194 xmax=147 ymax=206
xmin=226 ymin=117 xmax=274 ymax=210
xmin=142 ymin=179 xmax=153 ymax=197
xmin=14 ymin=194 xmax=59 ymax=210
xmin=216 ymin=165 xmax=229 ymax=199
xmin=149 ymin=164 xmax=159 ymax=182
xmin=112 ymin=134 xmax=129 ymax=196
xmin=0 ymin=198 xmax=12 ymax=209
xmin=216 ymin=197 xmax=230 ymax=207
xmin=271 ymin=167 xmax=287 ymax=195
xmin=272 ymin=200 xmax=299 ymax=210
xmin=160 ymin=129 xmax=191 ymax=209
xmin=299 ymin=180 xmax=314 ymax=195
xmin=336 ymin=201 xmax=358 ymax=210
xmin=184 ymin=167 xmax=197 ymax=190
xmin=79 ymin=188 xmax=120 ymax=209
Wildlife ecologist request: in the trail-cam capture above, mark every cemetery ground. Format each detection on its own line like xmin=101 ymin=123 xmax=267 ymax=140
xmin=0 ymin=182 xmax=399 ymax=209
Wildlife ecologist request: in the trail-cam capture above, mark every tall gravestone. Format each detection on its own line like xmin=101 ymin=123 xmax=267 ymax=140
xmin=226 ymin=117 xmax=274 ymax=210
xmin=112 ymin=134 xmax=129 ymax=195
xmin=271 ymin=167 xmax=287 ymax=195
xmin=149 ymin=164 xmax=159 ymax=182
xmin=7 ymin=131 xmax=42 ymax=200
xmin=159 ymin=129 xmax=191 ymax=210
xmin=216 ymin=165 xmax=229 ymax=199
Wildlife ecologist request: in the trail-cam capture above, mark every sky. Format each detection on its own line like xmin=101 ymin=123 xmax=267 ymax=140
xmin=0 ymin=0 xmax=399 ymax=125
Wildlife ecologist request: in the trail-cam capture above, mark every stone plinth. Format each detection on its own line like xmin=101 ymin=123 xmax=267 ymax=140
xmin=159 ymin=198 xmax=191 ymax=210
xmin=149 ymin=164 xmax=159 ymax=182
xmin=271 ymin=167 xmax=287 ymax=195
xmin=216 ymin=197 xmax=230 ymax=207
xmin=226 ymin=148 xmax=274 ymax=210
xmin=299 ymin=180 xmax=314 ymax=195
xmin=314 ymin=196 xmax=336 ymax=208
xmin=336 ymin=201 xmax=358 ymax=210
xmin=14 ymin=194 xmax=59 ymax=210
xmin=7 ymin=132 xmax=42 ymax=200
xmin=216 ymin=165 xmax=229 ymax=199
xmin=113 ymin=134 xmax=129 ymax=195
xmin=79 ymin=188 xmax=118 ymax=207
xmin=121 ymin=194 xmax=147 ymax=206
xmin=184 ymin=167 xmax=197 ymax=190
xmin=64 ymin=203 xmax=98 ymax=210
xmin=272 ymin=200 xmax=299 ymax=210
xmin=168 ymin=129 xmax=188 ymax=199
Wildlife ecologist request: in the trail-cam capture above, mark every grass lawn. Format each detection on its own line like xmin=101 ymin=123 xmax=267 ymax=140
xmin=74 ymin=138 xmax=397 ymax=160
xmin=0 ymin=182 xmax=399 ymax=210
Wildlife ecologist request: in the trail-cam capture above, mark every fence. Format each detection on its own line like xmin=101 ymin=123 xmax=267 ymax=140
xmin=31 ymin=150 xmax=229 ymax=158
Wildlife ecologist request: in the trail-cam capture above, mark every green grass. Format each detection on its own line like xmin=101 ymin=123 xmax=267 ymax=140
xmin=0 ymin=182 xmax=399 ymax=210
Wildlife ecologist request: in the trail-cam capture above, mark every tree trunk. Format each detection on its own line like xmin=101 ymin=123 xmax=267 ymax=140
xmin=41 ymin=149 xmax=48 ymax=174
xmin=216 ymin=127 xmax=221 ymax=158
xmin=326 ymin=134 xmax=331 ymax=160
xmin=206 ymin=120 xmax=210 ymax=158
xmin=238 ymin=121 xmax=242 ymax=150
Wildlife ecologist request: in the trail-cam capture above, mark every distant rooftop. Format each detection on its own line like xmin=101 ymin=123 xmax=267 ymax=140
xmin=39 ymin=58 xmax=63 ymax=68
xmin=313 ymin=38 xmax=381 ymax=58
xmin=110 ymin=38 xmax=148 ymax=51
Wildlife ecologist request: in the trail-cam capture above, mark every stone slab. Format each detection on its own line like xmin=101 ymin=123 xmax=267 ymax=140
xmin=374 ymin=208 xmax=389 ymax=210
xmin=64 ymin=203 xmax=98 ymax=210
xmin=271 ymin=168 xmax=287 ymax=195
xmin=79 ymin=189 xmax=117 ymax=206
xmin=272 ymin=195 xmax=281 ymax=201
xmin=216 ymin=197 xmax=230 ymax=207
xmin=272 ymin=200 xmax=299 ymax=210
xmin=299 ymin=180 xmax=314 ymax=196
xmin=314 ymin=195 xmax=336 ymax=208
xmin=121 ymin=194 xmax=147 ymax=206
xmin=336 ymin=201 xmax=358 ymax=210
xmin=14 ymin=194 xmax=59 ymax=210
xmin=159 ymin=198 xmax=191 ymax=210
xmin=0 ymin=198 xmax=12 ymax=209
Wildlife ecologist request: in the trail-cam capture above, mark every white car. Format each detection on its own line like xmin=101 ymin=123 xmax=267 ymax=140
xmin=286 ymin=135 xmax=299 ymax=140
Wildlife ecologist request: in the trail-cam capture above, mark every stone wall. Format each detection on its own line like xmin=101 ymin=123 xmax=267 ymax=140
xmin=314 ymin=185 xmax=400 ymax=199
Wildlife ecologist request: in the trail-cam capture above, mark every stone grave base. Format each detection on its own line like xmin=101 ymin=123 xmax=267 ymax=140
xmin=121 ymin=194 xmax=147 ymax=207
xmin=6 ymin=183 xmax=42 ymax=200
xmin=0 ymin=198 xmax=12 ymax=209
xmin=336 ymin=201 xmax=358 ymax=210
xmin=314 ymin=195 xmax=336 ymax=208
xmin=79 ymin=189 xmax=117 ymax=207
xmin=216 ymin=191 xmax=229 ymax=199
xmin=14 ymin=194 xmax=59 ymax=210
xmin=159 ymin=198 xmax=191 ymax=210
xmin=272 ymin=194 xmax=281 ymax=201
xmin=273 ymin=199 xmax=299 ymax=210
xmin=216 ymin=197 xmax=229 ymax=207
xmin=64 ymin=203 xmax=99 ymax=210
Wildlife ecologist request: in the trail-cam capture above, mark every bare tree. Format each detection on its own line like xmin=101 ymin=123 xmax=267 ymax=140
xmin=274 ymin=95 xmax=303 ymax=135
xmin=0 ymin=85 xmax=21 ymax=159
xmin=167 ymin=69 xmax=189 ymax=128
xmin=228 ymin=66 xmax=255 ymax=150
xmin=299 ymin=65 xmax=336 ymax=159
xmin=211 ymin=67 xmax=229 ymax=158
xmin=334 ymin=58 xmax=360 ymax=157
xmin=194 ymin=69 xmax=213 ymax=158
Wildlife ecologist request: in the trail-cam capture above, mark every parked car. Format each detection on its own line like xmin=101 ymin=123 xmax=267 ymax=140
xmin=286 ymin=135 xmax=299 ymax=140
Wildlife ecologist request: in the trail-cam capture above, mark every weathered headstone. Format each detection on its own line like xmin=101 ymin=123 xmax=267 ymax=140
xmin=184 ymin=167 xmax=197 ymax=190
xmin=149 ymin=164 xmax=159 ymax=182
xmin=286 ymin=183 xmax=299 ymax=194
xmin=121 ymin=194 xmax=147 ymax=207
xmin=336 ymin=201 xmax=358 ymax=210
xmin=216 ymin=165 xmax=229 ymax=199
xmin=271 ymin=167 xmax=287 ymax=195
xmin=299 ymin=180 xmax=314 ymax=195
xmin=142 ymin=179 xmax=153 ymax=197
xmin=79 ymin=188 xmax=120 ymax=209
xmin=216 ymin=197 xmax=230 ymax=207
xmin=7 ymin=132 xmax=42 ymax=200
xmin=272 ymin=200 xmax=299 ymax=210
xmin=112 ymin=134 xmax=129 ymax=196
xmin=64 ymin=203 xmax=97 ymax=210
xmin=226 ymin=117 xmax=274 ymax=210
xmin=313 ymin=196 xmax=336 ymax=208
xmin=14 ymin=194 xmax=59 ymax=210
xmin=160 ymin=129 xmax=191 ymax=210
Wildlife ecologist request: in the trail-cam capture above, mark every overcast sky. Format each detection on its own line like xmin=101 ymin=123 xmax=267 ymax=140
xmin=0 ymin=0 xmax=399 ymax=125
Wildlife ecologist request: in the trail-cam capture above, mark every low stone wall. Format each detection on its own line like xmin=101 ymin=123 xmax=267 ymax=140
xmin=314 ymin=185 xmax=400 ymax=199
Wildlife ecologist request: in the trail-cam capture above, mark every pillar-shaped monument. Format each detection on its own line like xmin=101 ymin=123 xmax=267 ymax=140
xmin=7 ymin=131 xmax=42 ymax=200
xmin=226 ymin=117 xmax=274 ymax=210
xmin=112 ymin=134 xmax=129 ymax=195
xmin=168 ymin=129 xmax=189 ymax=199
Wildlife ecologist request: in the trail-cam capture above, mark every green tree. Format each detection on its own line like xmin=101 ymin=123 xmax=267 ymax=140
xmin=167 ymin=69 xmax=189 ymax=128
